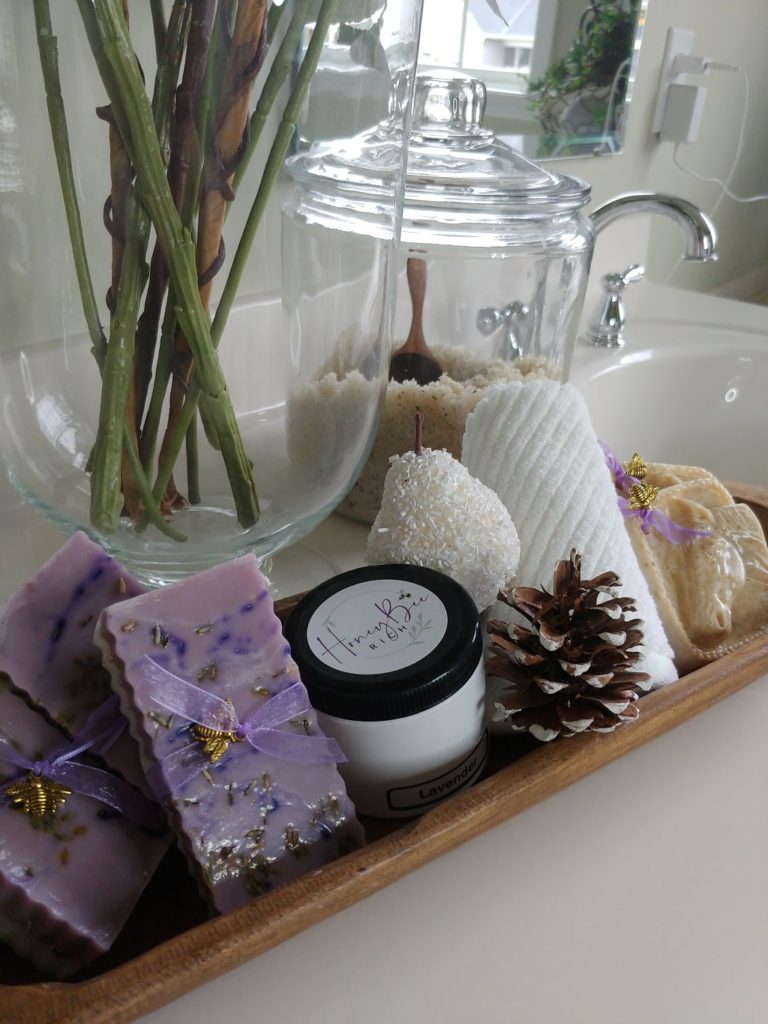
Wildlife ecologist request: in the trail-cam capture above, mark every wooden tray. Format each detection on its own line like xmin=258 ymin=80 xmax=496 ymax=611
xmin=4 ymin=484 xmax=768 ymax=1024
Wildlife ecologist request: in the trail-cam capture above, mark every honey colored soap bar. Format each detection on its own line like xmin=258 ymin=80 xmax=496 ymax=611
xmin=95 ymin=555 xmax=364 ymax=914
xmin=628 ymin=466 xmax=768 ymax=671
xmin=0 ymin=682 xmax=167 ymax=979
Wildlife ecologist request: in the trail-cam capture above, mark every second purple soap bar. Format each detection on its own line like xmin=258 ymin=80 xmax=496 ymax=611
xmin=96 ymin=555 xmax=364 ymax=913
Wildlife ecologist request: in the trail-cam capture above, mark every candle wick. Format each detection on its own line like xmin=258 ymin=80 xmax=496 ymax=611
xmin=414 ymin=410 xmax=424 ymax=456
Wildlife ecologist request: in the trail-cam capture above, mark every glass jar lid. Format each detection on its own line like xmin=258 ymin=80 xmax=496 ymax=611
xmin=286 ymin=71 xmax=591 ymax=216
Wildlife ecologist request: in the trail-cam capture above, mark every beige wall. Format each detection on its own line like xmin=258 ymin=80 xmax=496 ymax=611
xmin=546 ymin=0 xmax=768 ymax=296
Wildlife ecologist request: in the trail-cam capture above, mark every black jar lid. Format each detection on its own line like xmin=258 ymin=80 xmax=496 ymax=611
xmin=283 ymin=564 xmax=481 ymax=722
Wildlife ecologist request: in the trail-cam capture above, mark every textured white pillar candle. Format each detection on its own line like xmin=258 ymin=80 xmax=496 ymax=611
xmin=462 ymin=380 xmax=678 ymax=689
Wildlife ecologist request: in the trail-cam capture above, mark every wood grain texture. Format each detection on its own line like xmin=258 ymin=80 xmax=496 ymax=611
xmin=725 ymin=480 xmax=768 ymax=534
xmin=3 ymin=483 xmax=768 ymax=1024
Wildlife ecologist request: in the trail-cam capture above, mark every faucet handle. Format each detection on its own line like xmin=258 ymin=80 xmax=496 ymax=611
xmin=476 ymin=301 xmax=530 ymax=359
xmin=602 ymin=263 xmax=645 ymax=294
xmin=584 ymin=264 xmax=644 ymax=349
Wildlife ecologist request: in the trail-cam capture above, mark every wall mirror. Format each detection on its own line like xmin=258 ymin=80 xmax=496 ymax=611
xmin=418 ymin=0 xmax=648 ymax=160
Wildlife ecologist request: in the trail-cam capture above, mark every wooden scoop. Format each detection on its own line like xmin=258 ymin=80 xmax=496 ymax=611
xmin=388 ymin=258 xmax=444 ymax=385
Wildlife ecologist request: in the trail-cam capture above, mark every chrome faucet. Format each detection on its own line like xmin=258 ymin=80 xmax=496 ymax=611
xmin=583 ymin=193 xmax=718 ymax=348
xmin=590 ymin=192 xmax=718 ymax=262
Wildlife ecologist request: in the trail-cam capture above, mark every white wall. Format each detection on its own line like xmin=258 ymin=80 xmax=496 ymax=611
xmin=2 ymin=0 xmax=767 ymax=361
xmin=546 ymin=0 xmax=768 ymax=298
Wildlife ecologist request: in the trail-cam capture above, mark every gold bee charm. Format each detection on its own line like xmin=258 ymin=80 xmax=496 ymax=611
xmin=5 ymin=773 xmax=72 ymax=821
xmin=623 ymin=452 xmax=648 ymax=480
xmin=628 ymin=481 xmax=658 ymax=511
xmin=192 ymin=721 xmax=242 ymax=763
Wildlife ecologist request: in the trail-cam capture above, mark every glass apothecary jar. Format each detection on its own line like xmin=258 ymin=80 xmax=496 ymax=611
xmin=0 ymin=0 xmax=422 ymax=584
xmin=301 ymin=72 xmax=595 ymax=523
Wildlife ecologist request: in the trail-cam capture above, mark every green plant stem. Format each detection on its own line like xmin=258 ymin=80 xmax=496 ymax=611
xmin=212 ymin=0 xmax=337 ymax=345
xmin=159 ymin=0 xmax=217 ymax=500
xmin=148 ymin=0 xmax=338 ymax=508
xmin=232 ymin=0 xmax=308 ymax=194
xmin=122 ymin=427 xmax=186 ymax=541
xmin=139 ymin=292 xmax=178 ymax=471
xmin=88 ymin=1 xmax=186 ymax=530
xmin=34 ymin=0 xmax=182 ymax=542
xmin=140 ymin=8 xmax=210 ymax=477
xmin=86 ymin=0 xmax=259 ymax=528
xmin=149 ymin=0 xmax=167 ymax=63
xmin=76 ymin=0 xmax=133 ymax=148
xmin=90 ymin=188 xmax=148 ymax=532
xmin=33 ymin=0 xmax=106 ymax=366
xmin=134 ymin=1 xmax=192 ymax=424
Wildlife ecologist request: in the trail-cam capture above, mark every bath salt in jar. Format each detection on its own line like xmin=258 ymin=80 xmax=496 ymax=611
xmin=284 ymin=564 xmax=487 ymax=818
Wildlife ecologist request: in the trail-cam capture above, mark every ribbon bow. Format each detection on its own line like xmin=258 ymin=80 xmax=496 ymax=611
xmin=137 ymin=657 xmax=345 ymax=791
xmin=0 ymin=695 xmax=164 ymax=831
xmin=599 ymin=441 xmax=711 ymax=544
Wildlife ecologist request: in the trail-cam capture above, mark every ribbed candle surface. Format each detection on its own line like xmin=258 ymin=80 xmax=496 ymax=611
xmin=462 ymin=381 xmax=678 ymax=691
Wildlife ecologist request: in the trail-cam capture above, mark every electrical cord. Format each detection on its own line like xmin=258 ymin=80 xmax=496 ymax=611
xmin=663 ymin=65 xmax=766 ymax=285
xmin=672 ymin=68 xmax=768 ymax=204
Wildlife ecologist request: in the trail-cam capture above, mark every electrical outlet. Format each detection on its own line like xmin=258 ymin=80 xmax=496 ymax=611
xmin=652 ymin=27 xmax=694 ymax=135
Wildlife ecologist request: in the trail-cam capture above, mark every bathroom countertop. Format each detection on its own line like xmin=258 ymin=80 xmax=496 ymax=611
xmin=2 ymin=484 xmax=768 ymax=1024
xmin=1 ymin=283 xmax=767 ymax=1023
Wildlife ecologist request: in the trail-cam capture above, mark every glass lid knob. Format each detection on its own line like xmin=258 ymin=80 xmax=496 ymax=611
xmin=412 ymin=73 xmax=487 ymax=136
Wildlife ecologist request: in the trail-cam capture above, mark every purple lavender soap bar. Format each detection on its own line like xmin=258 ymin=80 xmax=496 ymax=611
xmin=0 ymin=531 xmax=144 ymax=735
xmin=0 ymin=681 xmax=166 ymax=978
xmin=0 ymin=532 xmax=151 ymax=791
xmin=95 ymin=555 xmax=364 ymax=913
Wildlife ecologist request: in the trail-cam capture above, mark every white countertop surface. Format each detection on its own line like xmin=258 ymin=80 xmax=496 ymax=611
xmin=2 ymin=478 xmax=767 ymax=1024
xmin=1 ymin=283 xmax=767 ymax=1023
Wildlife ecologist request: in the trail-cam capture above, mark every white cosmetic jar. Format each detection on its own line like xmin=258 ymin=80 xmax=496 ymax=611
xmin=284 ymin=564 xmax=487 ymax=818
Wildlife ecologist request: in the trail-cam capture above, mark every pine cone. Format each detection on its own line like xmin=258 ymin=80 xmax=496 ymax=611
xmin=487 ymin=550 xmax=651 ymax=742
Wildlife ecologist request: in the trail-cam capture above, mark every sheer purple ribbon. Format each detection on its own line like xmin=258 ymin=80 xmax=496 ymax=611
xmin=616 ymin=496 xmax=709 ymax=541
xmin=0 ymin=695 xmax=164 ymax=830
xmin=600 ymin=440 xmax=710 ymax=544
xmin=599 ymin=440 xmax=634 ymax=492
xmin=137 ymin=657 xmax=345 ymax=791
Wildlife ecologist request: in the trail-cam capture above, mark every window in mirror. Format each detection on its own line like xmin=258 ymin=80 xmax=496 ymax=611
xmin=417 ymin=0 xmax=647 ymax=161
xmin=419 ymin=0 xmax=540 ymax=88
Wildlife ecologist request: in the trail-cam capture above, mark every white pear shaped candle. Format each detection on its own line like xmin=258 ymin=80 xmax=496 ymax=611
xmin=366 ymin=413 xmax=520 ymax=611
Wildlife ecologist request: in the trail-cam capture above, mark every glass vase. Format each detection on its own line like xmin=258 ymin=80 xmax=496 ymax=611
xmin=0 ymin=0 xmax=422 ymax=586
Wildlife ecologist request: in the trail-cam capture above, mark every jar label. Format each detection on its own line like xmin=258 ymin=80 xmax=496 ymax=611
xmin=306 ymin=577 xmax=448 ymax=675
xmin=385 ymin=732 xmax=489 ymax=812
